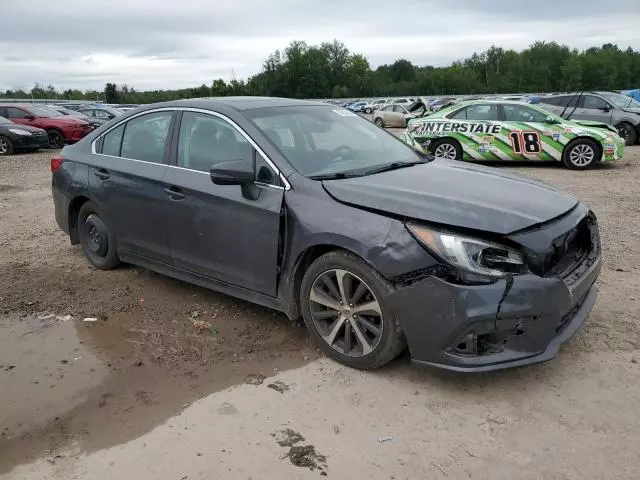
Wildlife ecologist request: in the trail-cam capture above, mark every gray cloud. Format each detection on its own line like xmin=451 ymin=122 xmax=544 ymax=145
xmin=1 ymin=0 xmax=638 ymax=91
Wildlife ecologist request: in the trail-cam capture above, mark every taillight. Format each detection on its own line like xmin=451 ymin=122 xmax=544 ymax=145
xmin=51 ymin=155 xmax=64 ymax=173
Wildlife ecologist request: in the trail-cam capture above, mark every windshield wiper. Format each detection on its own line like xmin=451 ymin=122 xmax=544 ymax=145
xmin=309 ymin=171 xmax=363 ymax=181
xmin=361 ymin=160 xmax=429 ymax=176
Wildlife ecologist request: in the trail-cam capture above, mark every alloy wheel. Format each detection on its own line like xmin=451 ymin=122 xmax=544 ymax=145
xmin=569 ymin=144 xmax=595 ymax=167
xmin=308 ymin=269 xmax=383 ymax=357
xmin=434 ymin=143 xmax=458 ymax=160
xmin=0 ymin=138 xmax=8 ymax=154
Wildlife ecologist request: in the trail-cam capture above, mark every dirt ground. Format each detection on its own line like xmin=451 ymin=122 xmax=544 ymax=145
xmin=1 ymin=145 xmax=639 ymax=479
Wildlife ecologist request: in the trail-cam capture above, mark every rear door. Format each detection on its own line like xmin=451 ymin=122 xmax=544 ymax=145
xmin=90 ymin=110 xmax=175 ymax=263
xmin=445 ymin=103 xmax=502 ymax=160
xmin=163 ymin=110 xmax=284 ymax=296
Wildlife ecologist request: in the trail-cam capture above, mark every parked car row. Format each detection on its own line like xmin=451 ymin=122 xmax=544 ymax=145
xmin=0 ymin=103 xmax=132 ymax=155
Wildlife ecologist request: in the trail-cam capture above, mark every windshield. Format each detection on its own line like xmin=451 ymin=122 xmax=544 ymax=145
xmin=599 ymin=91 xmax=640 ymax=109
xmin=0 ymin=116 xmax=12 ymax=124
xmin=248 ymin=105 xmax=423 ymax=178
xmin=25 ymin=105 xmax=63 ymax=117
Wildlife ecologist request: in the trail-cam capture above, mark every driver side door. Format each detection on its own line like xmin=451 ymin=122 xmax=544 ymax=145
xmin=500 ymin=104 xmax=561 ymax=161
xmin=163 ymin=110 xmax=284 ymax=297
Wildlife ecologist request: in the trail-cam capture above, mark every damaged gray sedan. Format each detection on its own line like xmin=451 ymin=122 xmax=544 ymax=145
xmin=51 ymin=97 xmax=601 ymax=371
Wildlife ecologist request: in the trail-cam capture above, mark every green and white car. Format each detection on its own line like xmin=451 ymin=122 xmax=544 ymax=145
xmin=400 ymin=100 xmax=625 ymax=169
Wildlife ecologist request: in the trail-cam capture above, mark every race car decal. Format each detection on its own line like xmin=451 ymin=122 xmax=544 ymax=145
xmin=413 ymin=122 xmax=501 ymax=135
xmin=402 ymin=101 xmax=626 ymax=163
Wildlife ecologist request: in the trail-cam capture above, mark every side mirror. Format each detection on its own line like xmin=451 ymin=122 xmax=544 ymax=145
xmin=544 ymin=115 xmax=559 ymax=124
xmin=600 ymin=105 xmax=612 ymax=112
xmin=24 ymin=114 xmax=35 ymax=120
xmin=210 ymin=159 xmax=254 ymax=186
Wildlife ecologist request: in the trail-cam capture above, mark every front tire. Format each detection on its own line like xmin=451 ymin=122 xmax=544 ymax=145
xmin=47 ymin=130 xmax=65 ymax=149
xmin=364 ymin=108 xmax=373 ymax=114
xmin=0 ymin=135 xmax=14 ymax=156
xmin=374 ymin=117 xmax=384 ymax=128
xmin=78 ymin=201 xmax=120 ymax=270
xmin=562 ymin=138 xmax=599 ymax=170
xmin=615 ymin=122 xmax=637 ymax=146
xmin=300 ymin=251 xmax=406 ymax=369
xmin=431 ymin=138 xmax=462 ymax=160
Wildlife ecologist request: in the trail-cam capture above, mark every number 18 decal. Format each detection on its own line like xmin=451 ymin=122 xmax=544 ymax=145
xmin=509 ymin=131 xmax=541 ymax=154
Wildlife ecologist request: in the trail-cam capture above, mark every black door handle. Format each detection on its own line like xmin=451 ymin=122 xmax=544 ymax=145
xmin=94 ymin=169 xmax=110 ymax=180
xmin=163 ymin=186 xmax=185 ymax=200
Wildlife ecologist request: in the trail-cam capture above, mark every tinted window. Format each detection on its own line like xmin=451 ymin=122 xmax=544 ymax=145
xmin=6 ymin=107 xmax=30 ymax=119
xmin=255 ymin=152 xmax=281 ymax=186
xmin=120 ymin=111 xmax=173 ymax=163
xmin=502 ymin=104 xmax=548 ymax=123
xmin=539 ymin=96 xmax=564 ymax=106
xmin=101 ymin=124 xmax=125 ymax=156
xmin=94 ymin=109 xmax=112 ymax=119
xmin=582 ymin=95 xmax=609 ymax=110
xmin=393 ymin=105 xmax=407 ymax=113
xmin=178 ymin=111 xmax=252 ymax=173
xmin=450 ymin=104 xmax=499 ymax=121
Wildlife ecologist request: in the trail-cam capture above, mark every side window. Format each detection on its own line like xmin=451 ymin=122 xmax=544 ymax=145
xmin=381 ymin=105 xmax=394 ymax=112
xmin=101 ymin=124 xmax=125 ymax=156
xmin=448 ymin=107 xmax=468 ymax=120
xmin=178 ymin=111 xmax=252 ymax=173
xmin=465 ymin=104 xmax=499 ymax=121
xmin=255 ymin=152 xmax=281 ymax=187
xmin=393 ymin=105 xmax=406 ymax=113
xmin=503 ymin=104 xmax=548 ymax=123
xmin=120 ymin=111 xmax=173 ymax=163
xmin=7 ymin=107 xmax=30 ymax=119
xmin=0 ymin=107 xmax=8 ymax=117
xmin=558 ymin=96 xmax=579 ymax=108
xmin=582 ymin=95 xmax=609 ymax=110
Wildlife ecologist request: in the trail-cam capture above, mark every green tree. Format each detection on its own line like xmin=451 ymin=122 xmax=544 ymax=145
xmin=104 ymin=83 xmax=118 ymax=103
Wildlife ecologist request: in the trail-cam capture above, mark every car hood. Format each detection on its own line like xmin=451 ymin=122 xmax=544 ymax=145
xmin=572 ymin=120 xmax=618 ymax=134
xmin=322 ymin=159 xmax=578 ymax=235
xmin=1 ymin=123 xmax=46 ymax=134
xmin=622 ymin=107 xmax=640 ymax=114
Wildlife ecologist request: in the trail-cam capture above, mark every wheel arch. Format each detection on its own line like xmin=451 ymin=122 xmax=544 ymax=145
xmin=429 ymin=136 xmax=464 ymax=156
xmin=564 ymin=135 xmax=603 ymax=161
xmin=68 ymin=195 xmax=92 ymax=244
xmin=285 ymin=243 xmax=376 ymax=322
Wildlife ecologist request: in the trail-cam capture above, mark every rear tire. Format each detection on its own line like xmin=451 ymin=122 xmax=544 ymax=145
xmin=300 ymin=251 xmax=406 ymax=370
xmin=431 ymin=138 xmax=462 ymax=160
xmin=562 ymin=138 xmax=599 ymax=170
xmin=78 ymin=201 xmax=120 ymax=270
xmin=374 ymin=117 xmax=384 ymax=128
xmin=364 ymin=108 xmax=373 ymax=114
xmin=47 ymin=130 xmax=65 ymax=149
xmin=615 ymin=122 xmax=637 ymax=146
xmin=0 ymin=136 xmax=14 ymax=156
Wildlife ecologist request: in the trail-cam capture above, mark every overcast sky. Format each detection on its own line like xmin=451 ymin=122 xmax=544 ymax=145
xmin=2 ymin=0 xmax=639 ymax=92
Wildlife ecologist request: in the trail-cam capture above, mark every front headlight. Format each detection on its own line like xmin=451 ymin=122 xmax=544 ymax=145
xmin=8 ymin=128 xmax=32 ymax=136
xmin=407 ymin=223 xmax=527 ymax=277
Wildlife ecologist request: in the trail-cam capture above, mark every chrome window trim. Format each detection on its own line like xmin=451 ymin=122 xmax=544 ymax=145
xmin=91 ymin=106 xmax=291 ymax=190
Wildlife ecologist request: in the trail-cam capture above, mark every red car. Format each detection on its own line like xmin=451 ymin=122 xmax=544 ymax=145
xmin=0 ymin=104 xmax=94 ymax=149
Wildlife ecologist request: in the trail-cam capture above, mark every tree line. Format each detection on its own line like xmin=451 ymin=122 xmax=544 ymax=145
xmin=2 ymin=40 xmax=639 ymax=104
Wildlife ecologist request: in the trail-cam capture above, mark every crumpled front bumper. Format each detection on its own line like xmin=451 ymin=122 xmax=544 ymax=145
xmin=387 ymin=250 xmax=601 ymax=372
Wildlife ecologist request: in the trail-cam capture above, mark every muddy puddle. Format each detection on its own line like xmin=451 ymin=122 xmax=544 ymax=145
xmin=0 ymin=270 xmax=317 ymax=475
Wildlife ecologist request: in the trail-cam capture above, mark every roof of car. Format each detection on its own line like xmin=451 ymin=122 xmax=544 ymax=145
xmin=146 ymin=96 xmax=324 ymax=111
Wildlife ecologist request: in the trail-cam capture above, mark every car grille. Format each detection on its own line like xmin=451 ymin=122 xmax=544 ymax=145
xmin=542 ymin=212 xmax=599 ymax=282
